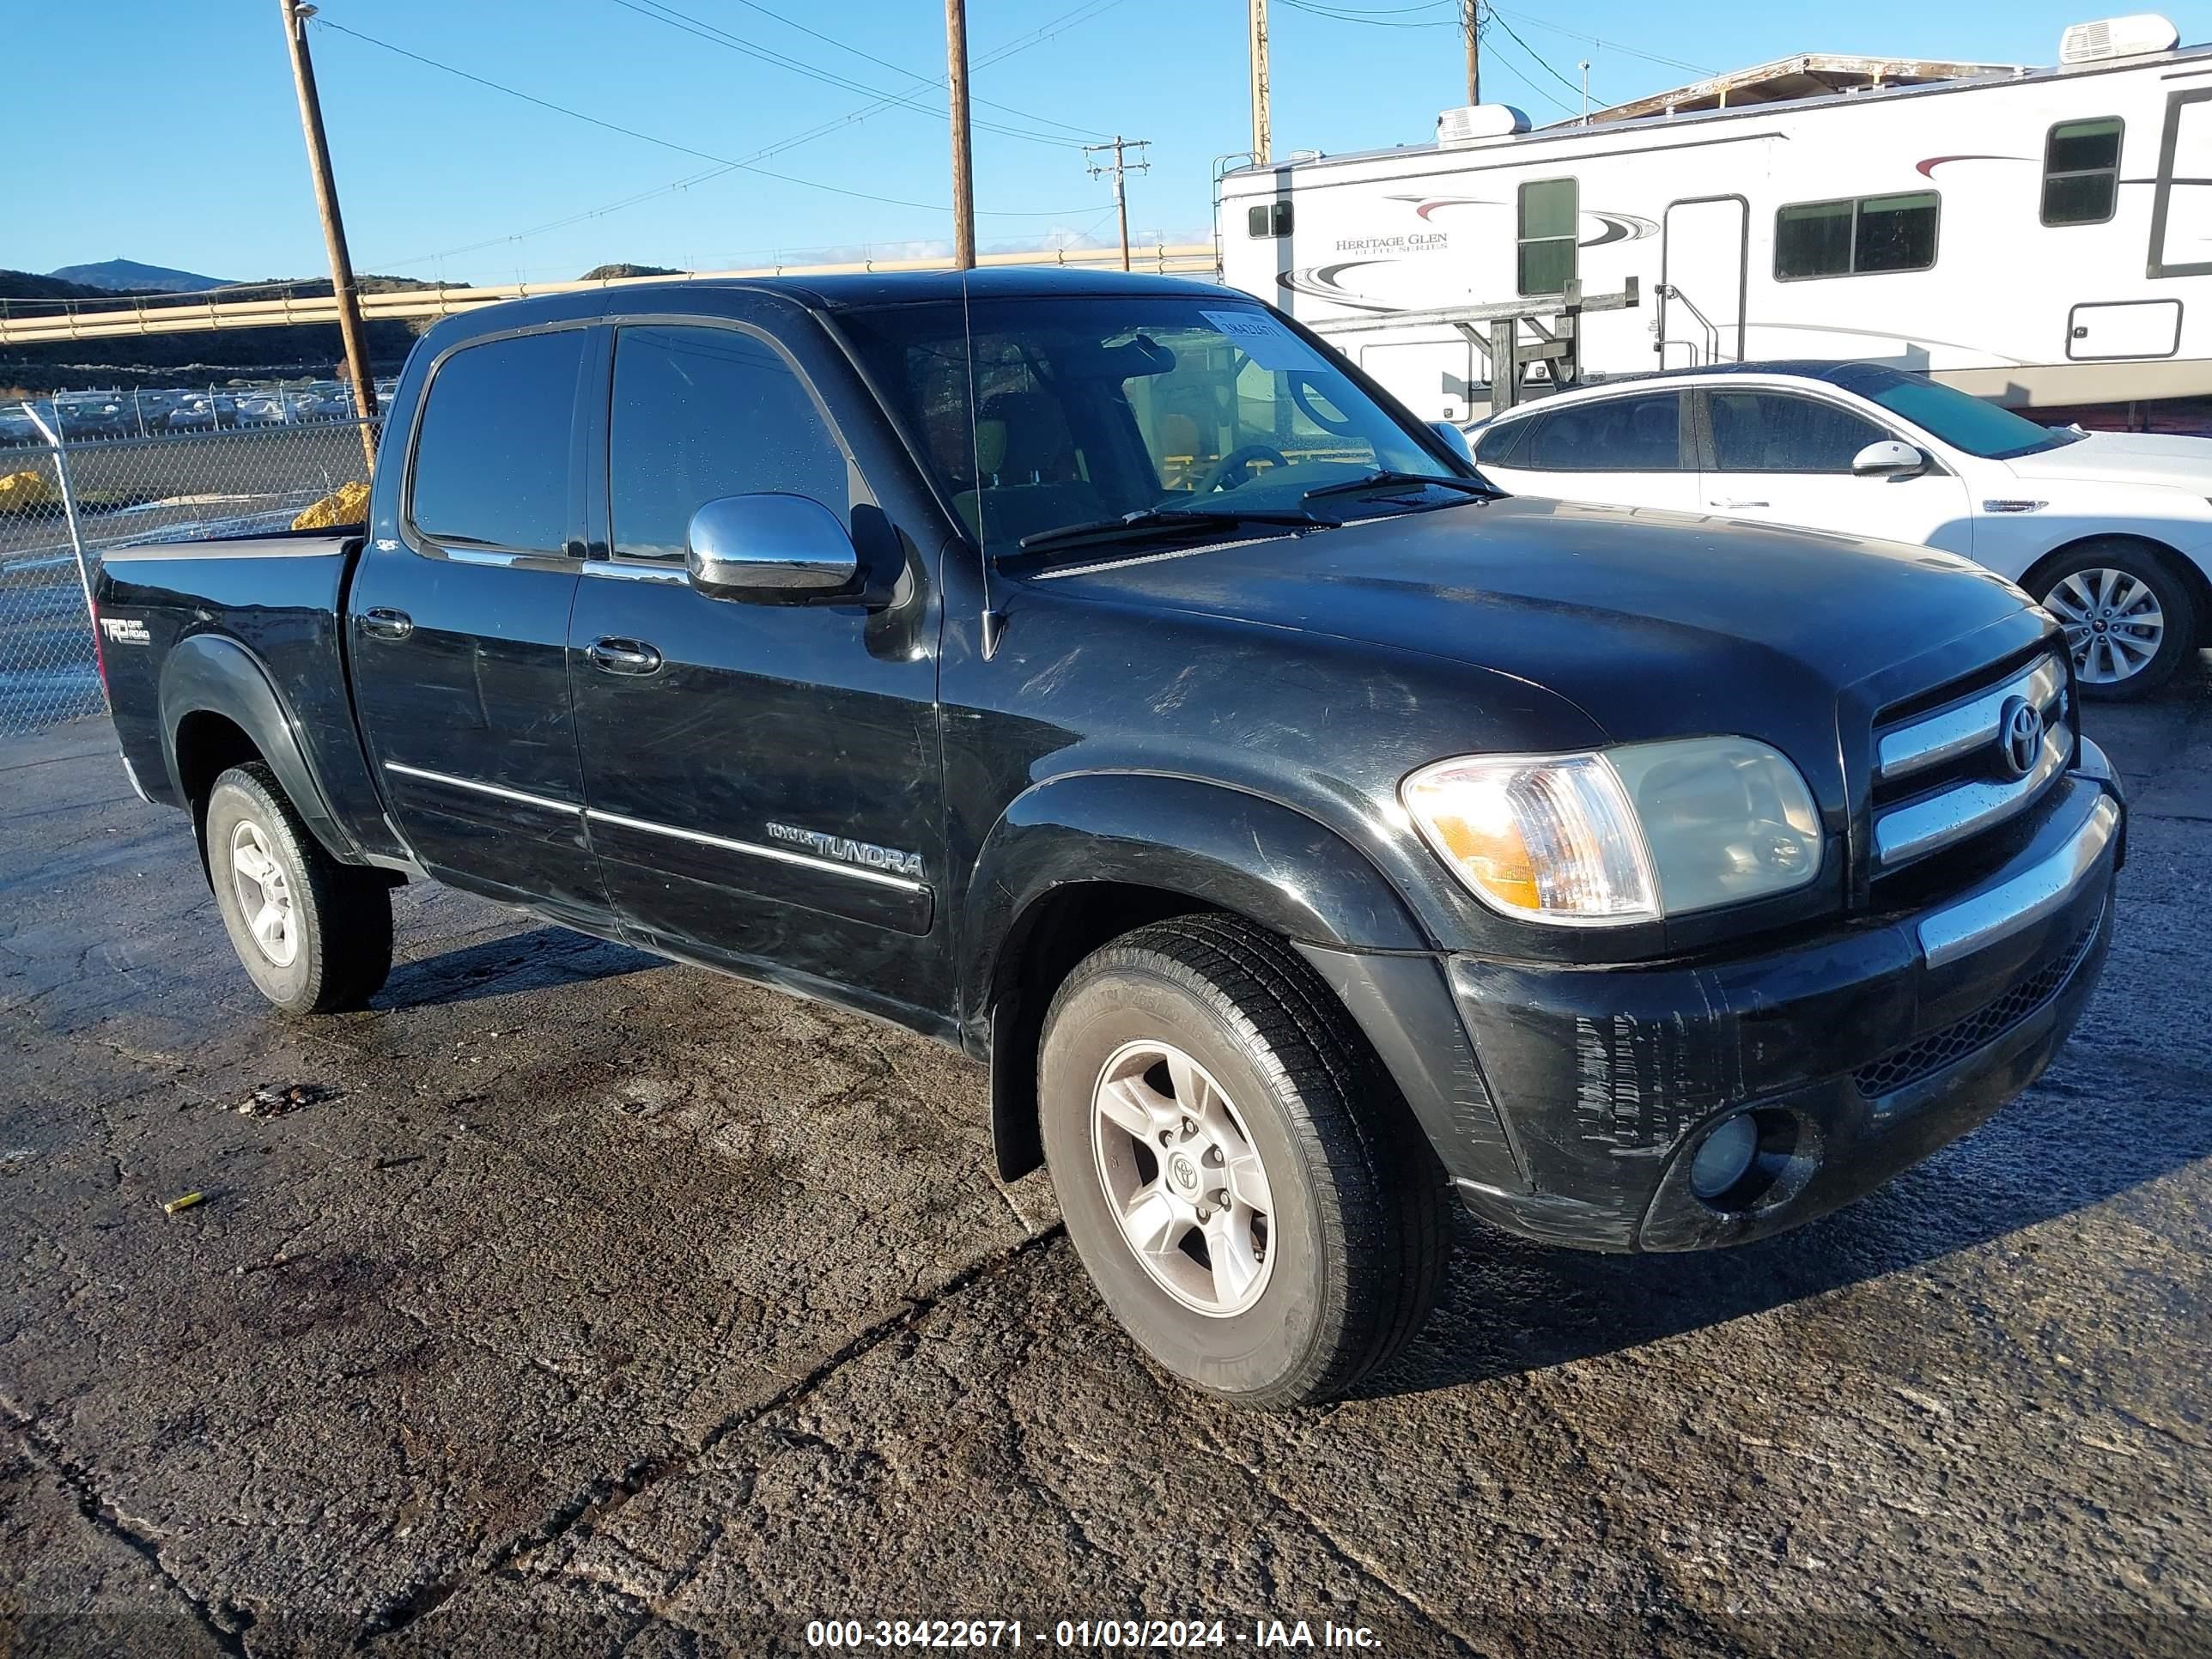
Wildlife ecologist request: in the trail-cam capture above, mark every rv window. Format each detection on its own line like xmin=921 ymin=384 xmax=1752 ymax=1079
xmin=1517 ymin=392 xmax=1684 ymax=472
xmin=1707 ymin=392 xmax=1884 ymax=473
xmin=1775 ymin=201 xmax=1854 ymax=278
xmin=1518 ymin=179 xmax=1578 ymax=295
xmin=1247 ymin=202 xmax=1294 ymax=238
xmin=2044 ymin=118 xmax=2123 ymax=226
xmin=1775 ymin=192 xmax=1938 ymax=279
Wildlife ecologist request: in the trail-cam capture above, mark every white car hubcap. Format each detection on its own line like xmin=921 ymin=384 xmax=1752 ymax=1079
xmin=1090 ymin=1039 xmax=1276 ymax=1318
xmin=229 ymin=820 xmax=298 ymax=968
xmin=2044 ymin=567 xmax=2165 ymax=685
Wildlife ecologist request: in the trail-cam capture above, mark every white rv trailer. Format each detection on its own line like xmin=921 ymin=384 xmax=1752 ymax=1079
xmin=1217 ymin=15 xmax=2212 ymax=429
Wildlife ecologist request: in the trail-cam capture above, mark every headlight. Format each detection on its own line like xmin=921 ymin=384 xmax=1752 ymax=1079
xmin=1401 ymin=738 xmax=1822 ymax=925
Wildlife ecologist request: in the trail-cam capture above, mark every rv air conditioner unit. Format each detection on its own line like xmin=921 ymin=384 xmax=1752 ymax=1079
xmin=2059 ymin=13 xmax=2179 ymax=64
xmin=1437 ymin=104 xmax=1531 ymax=148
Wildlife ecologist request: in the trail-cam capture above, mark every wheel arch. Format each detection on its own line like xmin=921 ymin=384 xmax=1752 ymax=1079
xmin=962 ymin=772 xmax=1428 ymax=1182
xmin=161 ymin=634 xmax=363 ymax=874
xmin=2020 ymin=532 xmax=2212 ymax=648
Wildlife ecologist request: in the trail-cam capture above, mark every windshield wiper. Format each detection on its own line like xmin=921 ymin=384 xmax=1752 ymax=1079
xmin=1299 ymin=470 xmax=1498 ymax=504
xmin=1014 ymin=505 xmax=1321 ymax=556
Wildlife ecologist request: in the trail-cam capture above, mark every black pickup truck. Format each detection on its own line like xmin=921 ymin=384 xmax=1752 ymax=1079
xmin=93 ymin=270 xmax=2124 ymax=1407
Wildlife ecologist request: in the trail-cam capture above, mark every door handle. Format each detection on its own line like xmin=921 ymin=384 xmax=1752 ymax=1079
xmin=1711 ymin=500 xmax=1769 ymax=509
xmin=586 ymin=637 xmax=664 ymax=676
xmin=360 ymin=607 xmax=413 ymax=641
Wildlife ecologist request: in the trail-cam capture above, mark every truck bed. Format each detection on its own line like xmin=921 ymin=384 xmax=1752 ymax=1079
xmin=94 ymin=530 xmax=398 ymax=864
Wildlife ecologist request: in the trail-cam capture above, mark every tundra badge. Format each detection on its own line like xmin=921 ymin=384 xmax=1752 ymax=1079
xmin=764 ymin=821 xmax=926 ymax=881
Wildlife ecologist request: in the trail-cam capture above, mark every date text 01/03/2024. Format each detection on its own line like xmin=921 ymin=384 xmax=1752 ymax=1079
xmin=802 ymin=1619 xmax=1383 ymax=1649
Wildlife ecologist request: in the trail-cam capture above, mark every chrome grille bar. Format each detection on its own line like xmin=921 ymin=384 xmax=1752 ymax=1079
xmin=1876 ymin=653 xmax=2064 ymax=784
xmin=1874 ymin=718 xmax=2072 ymax=869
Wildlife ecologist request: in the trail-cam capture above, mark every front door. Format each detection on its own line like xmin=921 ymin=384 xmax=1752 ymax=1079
xmin=1660 ymin=197 xmax=1748 ymax=369
xmin=349 ymin=325 xmax=611 ymax=925
xmin=1695 ymin=387 xmax=1974 ymax=554
xmin=567 ymin=316 xmax=946 ymax=1025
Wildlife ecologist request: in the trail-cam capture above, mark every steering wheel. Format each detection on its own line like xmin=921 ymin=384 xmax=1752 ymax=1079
xmin=1196 ymin=442 xmax=1291 ymax=494
xmin=1290 ymin=374 xmax=1357 ymax=435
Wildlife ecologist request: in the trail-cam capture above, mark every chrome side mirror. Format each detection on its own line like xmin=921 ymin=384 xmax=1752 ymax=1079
xmin=1852 ymin=439 xmax=1929 ymax=478
xmin=1431 ymin=421 xmax=1476 ymax=465
xmin=685 ymin=494 xmax=859 ymax=600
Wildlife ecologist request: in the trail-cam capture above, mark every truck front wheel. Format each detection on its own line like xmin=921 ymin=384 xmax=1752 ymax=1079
xmin=1038 ymin=915 xmax=1448 ymax=1407
xmin=204 ymin=763 xmax=392 ymax=1015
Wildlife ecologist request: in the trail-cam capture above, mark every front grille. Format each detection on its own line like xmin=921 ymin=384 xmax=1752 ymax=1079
xmin=1869 ymin=650 xmax=2070 ymax=877
xmin=1852 ymin=902 xmax=2104 ymax=1097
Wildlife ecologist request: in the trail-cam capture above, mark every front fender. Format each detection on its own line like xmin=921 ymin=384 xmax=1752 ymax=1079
xmin=962 ymin=770 xmax=1427 ymax=1016
xmin=161 ymin=633 xmax=362 ymax=867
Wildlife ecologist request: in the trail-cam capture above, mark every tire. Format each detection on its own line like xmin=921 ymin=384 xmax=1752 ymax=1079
xmin=2031 ymin=539 xmax=2199 ymax=700
xmin=203 ymin=763 xmax=392 ymax=1014
xmin=1038 ymin=914 xmax=1448 ymax=1407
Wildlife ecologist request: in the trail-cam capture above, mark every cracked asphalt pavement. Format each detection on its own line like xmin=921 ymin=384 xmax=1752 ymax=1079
xmin=3 ymin=671 xmax=2209 ymax=1656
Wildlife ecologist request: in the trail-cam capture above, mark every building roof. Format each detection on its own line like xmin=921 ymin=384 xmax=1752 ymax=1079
xmin=1585 ymin=52 xmax=2025 ymax=124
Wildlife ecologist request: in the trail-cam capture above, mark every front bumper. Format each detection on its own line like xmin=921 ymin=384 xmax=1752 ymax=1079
xmin=1301 ymin=747 xmax=2124 ymax=1254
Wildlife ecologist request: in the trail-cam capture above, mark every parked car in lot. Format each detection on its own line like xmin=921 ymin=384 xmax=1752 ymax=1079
xmin=1468 ymin=362 xmax=2212 ymax=697
xmin=91 ymin=272 xmax=2123 ymax=1407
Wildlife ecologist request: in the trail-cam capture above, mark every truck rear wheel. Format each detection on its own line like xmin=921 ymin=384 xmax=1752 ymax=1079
xmin=204 ymin=763 xmax=392 ymax=1015
xmin=1038 ymin=915 xmax=1448 ymax=1407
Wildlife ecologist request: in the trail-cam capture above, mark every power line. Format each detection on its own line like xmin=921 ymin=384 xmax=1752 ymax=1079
xmin=623 ymin=0 xmax=1109 ymax=142
xmin=315 ymin=20 xmax=1103 ymax=225
xmin=604 ymin=0 xmax=1091 ymax=149
xmin=1486 ymin=6 xmax=1712 ymax=77
xmin=1277 ymin=0 xmax=1456 ymax=29
xmin=362 ymin=0 xmax=1129 ymax=270
xmin=1484 ymin=10 xmax=1601 ymax=107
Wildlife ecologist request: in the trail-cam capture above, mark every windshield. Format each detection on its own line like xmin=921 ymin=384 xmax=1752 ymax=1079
xmin=1822 ymin=364 xmax=2080 ymax=460
xmin=839 ymin=295 xmax=1465 ymax=556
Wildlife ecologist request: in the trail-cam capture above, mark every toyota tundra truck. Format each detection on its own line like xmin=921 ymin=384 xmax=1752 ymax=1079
xmin=90 ymin=270 xmax=2124 ymax=1407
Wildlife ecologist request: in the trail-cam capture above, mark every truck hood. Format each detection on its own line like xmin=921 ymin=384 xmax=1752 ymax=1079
xmin=2001 ymin=429 xmax=2212 ymax=489
xmin=1030 ymin=496 xmax=2036 ymax=749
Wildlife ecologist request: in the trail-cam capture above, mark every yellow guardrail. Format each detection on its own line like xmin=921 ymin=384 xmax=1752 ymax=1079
xmin=0 ymin=243 xmax=1221 ymax=346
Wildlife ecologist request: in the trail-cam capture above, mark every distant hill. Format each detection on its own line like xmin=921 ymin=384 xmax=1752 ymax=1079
xmin=580 ymin=263 xmax=683 ymax=281
xmin=48 ymin=258 xmax=230 ymax=294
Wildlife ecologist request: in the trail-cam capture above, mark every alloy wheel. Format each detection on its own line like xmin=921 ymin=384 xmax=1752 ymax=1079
xmin=1089 ymin=1039 xmax=1276 ymax=1318
xmin=2044 ymin=566 xmax=2165 ymax=686
xmin=228 ymin=819 xmax=298 ymax=967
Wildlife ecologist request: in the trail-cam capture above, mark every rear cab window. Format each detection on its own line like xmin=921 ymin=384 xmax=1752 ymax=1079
xmin=407 ymin=329 xmax=587 ymax=555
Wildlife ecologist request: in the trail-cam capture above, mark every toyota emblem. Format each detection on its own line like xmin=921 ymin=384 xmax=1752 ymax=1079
xmin=1997 ymin=696 xmax=2044 ymax=780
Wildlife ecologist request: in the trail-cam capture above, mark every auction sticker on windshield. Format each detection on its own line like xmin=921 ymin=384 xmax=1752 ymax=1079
xmin=1200 ymin=308 xmax=1328 ymax=373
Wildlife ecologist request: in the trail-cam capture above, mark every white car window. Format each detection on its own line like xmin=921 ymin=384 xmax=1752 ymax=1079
xmin=1706 ymin=392 xmax=1884 ymax=474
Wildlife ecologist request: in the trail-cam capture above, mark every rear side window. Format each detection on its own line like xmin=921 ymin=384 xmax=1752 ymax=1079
xmin=609 ymin=325 xmax=850 ymax=563
xmin=409 ymin=329 xmax=585 ymax=554
xmin=1473 ymin=417 xmax=1534 ymax=465
xmin=1707 ymin=391 xmax=1885 ymax=472
xmin=1516 ymin=392 xmax=1685 ymax=472
xmin=2044 ymin=117 xmax=2123 ymax=226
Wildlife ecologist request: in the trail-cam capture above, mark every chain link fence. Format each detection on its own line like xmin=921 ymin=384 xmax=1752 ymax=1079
xmin=0 ymin=418 xmax=377 ymax=739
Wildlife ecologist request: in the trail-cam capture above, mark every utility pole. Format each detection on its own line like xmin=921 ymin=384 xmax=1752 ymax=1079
xmin=1083 ymin=137 xmax=1152 ymax=271
xmin=945 ymin=0 xmax=976 ymax=270
xmin=277 ymin=0 xmax=378 ymax=474
xmin=1579 ymin=59 xmax=1591 ymax=123
xmin=1247 ymin=0 xmax=1271 ymax=167
xmin=1463 ymin=0 xmax=1480 ymax=106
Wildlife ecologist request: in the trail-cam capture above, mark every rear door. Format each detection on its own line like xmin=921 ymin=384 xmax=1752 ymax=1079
xmin=567 ymin=310 xmax=947 ymax=1024
xmin=348 ymin=324 xmax=611 ymax=924
xmin=1468 ymin=390 xmax=1700 ymax=513
xmin=1695 ymin=387 xmax=1974 ymax=554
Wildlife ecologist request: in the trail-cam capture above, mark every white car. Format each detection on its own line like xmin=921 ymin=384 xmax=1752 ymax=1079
xmin=1469 ymin=362 xmax=2212 ymax=697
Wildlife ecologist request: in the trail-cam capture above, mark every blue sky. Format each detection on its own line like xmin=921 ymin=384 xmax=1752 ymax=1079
xmin=2 ymin=1 xmax=2180 ymax=287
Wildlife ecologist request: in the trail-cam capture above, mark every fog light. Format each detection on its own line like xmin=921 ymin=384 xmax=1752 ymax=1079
xmin=1689 ymin=1115 xmax=1759 ymax=1201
